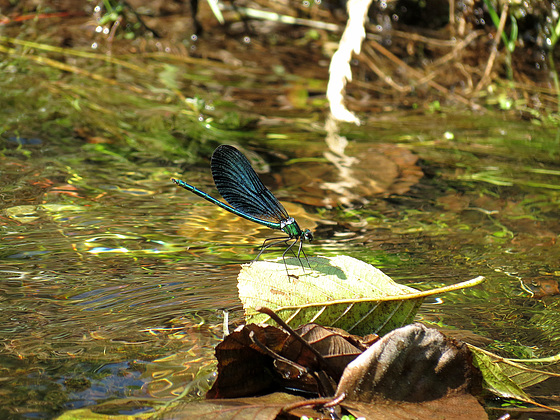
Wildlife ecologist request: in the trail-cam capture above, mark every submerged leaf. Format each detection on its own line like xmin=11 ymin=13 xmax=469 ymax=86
xmin=238 ymin=255 xmax=484 ymax=336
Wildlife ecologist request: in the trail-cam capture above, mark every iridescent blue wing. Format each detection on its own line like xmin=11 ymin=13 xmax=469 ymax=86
xmin=211 ymin=145 xmax=290 ymax=223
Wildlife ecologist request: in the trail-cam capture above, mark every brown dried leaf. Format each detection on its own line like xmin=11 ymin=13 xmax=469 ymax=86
xmin=208 ymin=323 xmax=375 ymax=399
xmin=163 ymin=392 xmax=311 ymax=420
xmin=278 ymin=143 xmax=422 ymax=207
xmin=286 ymin=324 xmax=375 ymax=380
xmin=207 ymin=324 xmax=288 ymax=399
xmin=342 ymin=394 xmax=488 ymax=420
xmin=336 ymin=323 xmax=482 ymax=402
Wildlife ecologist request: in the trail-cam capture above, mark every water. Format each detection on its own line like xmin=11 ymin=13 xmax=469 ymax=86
xmin=1 ymin=23 xmax=560 ymax=416
xmin=2 ymin=111 xmax=559 ymax=417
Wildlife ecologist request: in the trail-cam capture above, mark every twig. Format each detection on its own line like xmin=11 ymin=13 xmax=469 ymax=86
xmin=281 ymin=392 xmax=346 ymax=414
xmin=255 ymin=306 xmax=338 ymax=378
xmin=368 ymin=39 xmax=481 ymax=109
xmin=361 ymin=43 xmax=410 ymax=92
xmin=474 ymin=3 xmax=509 ymax=94
xmin=0 ymin=35 xmax=147 ymax=72
xmin=121 ymin=0 xmax=161 ymax=38
xmin=0 ymin=44 xmax=145 ymax=94
xmin=429 ymin=30 xmax=483 ymax=68
xmin=224 ymin=5 xmax=340 ymax=32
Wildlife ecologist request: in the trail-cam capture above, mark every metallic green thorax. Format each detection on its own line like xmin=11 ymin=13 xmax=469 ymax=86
xmin=281 ymin=218 xmax=313 ymax=242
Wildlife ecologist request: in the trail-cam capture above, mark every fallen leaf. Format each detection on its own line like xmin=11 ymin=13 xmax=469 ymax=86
xmin=469 ymin=344 xmax=560 ymax=413
xmin=207 ymin=322 xmax=371 ymax=398
xmin=336 ymin=323 xmax=482 ymax=402
xmin=342 ymin=394 xmax=488 ymax=420
xmin=238 ymin=255 xmax=484 ymax=336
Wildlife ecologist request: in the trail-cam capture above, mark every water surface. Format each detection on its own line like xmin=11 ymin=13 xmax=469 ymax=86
xmin=1 ymin=19 xmax=560 ymax=415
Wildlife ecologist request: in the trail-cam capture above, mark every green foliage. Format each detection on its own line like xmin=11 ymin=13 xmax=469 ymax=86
xmin=97 ymin=1 xmax=124 ymax=26
xmin=470 ymin=345 xmax=559 ymax=409
xmin=500 ymin=398 xmax=527 ymax=408
xmin=427 ymin=100 xmax=441 ymax=113
xmin=483 ymin=0 xmax=518 ymax=54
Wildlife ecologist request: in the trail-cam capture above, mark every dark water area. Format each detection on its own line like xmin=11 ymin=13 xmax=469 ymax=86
xmin=1 ymin=5 xmax=560 ymax=418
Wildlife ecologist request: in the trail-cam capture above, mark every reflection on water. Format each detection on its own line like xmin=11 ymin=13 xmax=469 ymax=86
xmin=0 ymin=250 xmax=227 ymax=415
xmin=0 ymin=196 xmax=240 ymax=415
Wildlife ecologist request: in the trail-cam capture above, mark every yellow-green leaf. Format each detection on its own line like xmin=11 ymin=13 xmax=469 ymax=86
xmin=238 ymin=255 xmax=484 ymax=336
xmin=470 ymin=344 xmax=560 ymax=410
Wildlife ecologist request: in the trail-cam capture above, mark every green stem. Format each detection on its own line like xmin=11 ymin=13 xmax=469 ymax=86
xmin=548 ymin=52 xmax=560 ymax=113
